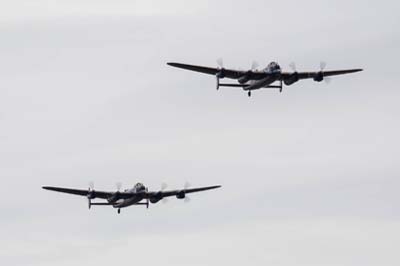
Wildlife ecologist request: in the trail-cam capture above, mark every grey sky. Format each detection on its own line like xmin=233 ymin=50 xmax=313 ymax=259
xmin=1 ymin=0 xmax=399 ymax=265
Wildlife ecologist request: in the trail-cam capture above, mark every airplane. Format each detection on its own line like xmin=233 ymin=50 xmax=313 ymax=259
xmin=167 ymin=60 xmax=363 ymax=97
xmin=42 ymin=182 xmax=221 ymax=214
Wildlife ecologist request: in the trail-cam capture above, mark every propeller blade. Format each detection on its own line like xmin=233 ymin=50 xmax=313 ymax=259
xmin=289 ymin=62 xmax=297 ymax=72
xmin=183 ymin=182 xmax=191 ymax=203
xmin=251 ymin=61 xmax=259 ymax=70
xmin=217 ymin=58 xmax=224 ymax=68
xmin=320 ymin=61 xmax=327 ymax=71
xmin=184 ymin=182 xmax=191 ymax=190
xmin=159 ymin=182 xmax=168 ymax=203
xmin=87 ymin=182 xmax=94 ymax=209
xmin=325 ymin=77 xmax=332 ymax=84
xmin=87 ymin=181 xmax=95 ymax=198
xmin=319 ymin=62 xmax=331 ymax=84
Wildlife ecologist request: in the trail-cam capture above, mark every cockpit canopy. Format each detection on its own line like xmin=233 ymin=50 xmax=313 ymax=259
xmin=265 ymin=61 xmax=281 ymax=73
xmin=134 ymin=183 xmax=146 ymax=191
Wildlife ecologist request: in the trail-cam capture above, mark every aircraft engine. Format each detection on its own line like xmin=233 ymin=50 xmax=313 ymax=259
xmin=284 ymin=73 xmax=299 ymax=86
xmin=313 ymin=72 xmax=324 ymax=82
xmin=238 ymin=71 xmax=252 ymax=84
xmin=216 ymin=69 xmax=226 ymax=79
xmin=87 ymin=190 xmax=96 ymax=199
xmin=176 ymin=190 xmax=185 ymax=199
xmin=107 ymin=192 xmax=121 ymax=203
xmin=150 ymin=192 xmax=163 ymax=203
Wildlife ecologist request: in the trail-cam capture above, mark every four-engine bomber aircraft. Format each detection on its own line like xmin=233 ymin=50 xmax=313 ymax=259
xmin=167 ymin=61 xmax=363 ymax=97
xmin=43 ymin=182 xmax=221 ymax=214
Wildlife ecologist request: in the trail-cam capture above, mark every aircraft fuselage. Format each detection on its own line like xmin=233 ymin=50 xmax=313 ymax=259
xmin=110 ymin=183 xmax=148 ymax=208
xmin=112 ymin=195 xmax=145 ymax=208
xmin=244 ymin=74 xmax=280 ymax=91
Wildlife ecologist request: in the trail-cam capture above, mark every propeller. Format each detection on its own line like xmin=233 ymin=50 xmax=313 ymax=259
xmin=184 ymin=182 xmax=191 ymax=203
xmin=319 ymin=61 xmax=331 ymax=83
xmin=251 ymin=61 xmax=259 ymax=71
xmin=184 ymin=181 xmax=191 ymax=189
xmin=116 ymin=182 xmax=122 ymax=191
xmin=320 ymin=61 xmax=326 ymax=71
xmin=161 ymin=182 xmax=168 ymax=203
xmin=145 ymin=187 xmax=149 ymax=209
xmin=215 ymin=58 xmax=226 ymax=90
xmin=217 ymin=58 xmax=224 ymax=68
xmin=289 ymin=62 xmax=297 ymax=72
xmin=313 ymin=61 xmax=331 ymax=83
xmin=87 ymin=181 xmax=95 ymax=209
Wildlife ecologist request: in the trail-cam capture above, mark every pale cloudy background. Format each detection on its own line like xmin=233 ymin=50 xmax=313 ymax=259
xmin=0 ymin=0 xmax=399 ymax=265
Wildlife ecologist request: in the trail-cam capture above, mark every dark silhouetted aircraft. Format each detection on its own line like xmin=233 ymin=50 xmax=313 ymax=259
xmin=167 ymin=60 xmax=363 ymax=97
xmin=43 ymin=182 xmax=221 ymax=214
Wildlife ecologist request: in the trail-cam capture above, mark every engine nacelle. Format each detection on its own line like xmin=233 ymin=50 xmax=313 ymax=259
xmin=313 ymin=72 xmax=324 ymax=82
xmin=238 ymin=71 xmax=252 ymax=84
xmin=87 ymin=190 xmax=96 ymax=199
xmin=284 ymin=73 xmax=299 ymax=86
xmin=107 ymin=192 xmax=120 ymax=204
xmin=150 ymin=192 xmax=163 ymax=203
xmin=176 ymin=190 xmax=185 ymax=199
xmin=150 ymin=197 xmax=162 ymax=204
xmin=216 ymin=69 xmax=226 ymax=79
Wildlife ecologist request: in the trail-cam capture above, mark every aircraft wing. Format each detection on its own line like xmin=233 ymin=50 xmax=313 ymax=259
xmin=168 ymin=62 xmax=362 ymax=82
xmin=149 ymin=185 xmax=221 ymax=198
xmin=167 ymin=62 xmax=265 ymax=80
xmin=282 ymin=69 xmax=363 ymax=80
xmin=42 ymin=186 xmax=134 ymax=199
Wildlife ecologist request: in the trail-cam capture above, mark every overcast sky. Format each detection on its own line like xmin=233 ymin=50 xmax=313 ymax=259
xmin=0 ymin=1 xmax=399 ymax=265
